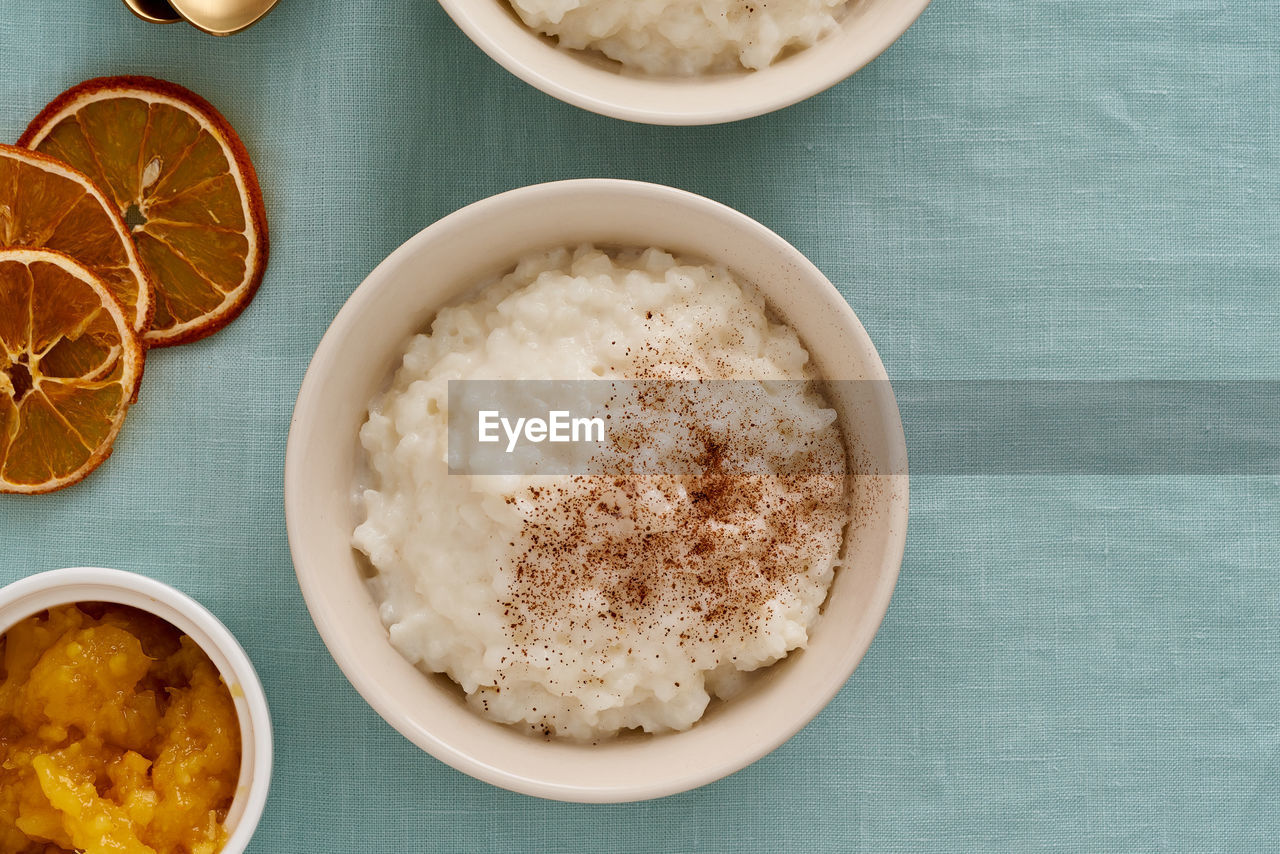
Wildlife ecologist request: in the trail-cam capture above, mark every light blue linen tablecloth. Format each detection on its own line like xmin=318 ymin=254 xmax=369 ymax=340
xmin=2 ymin=1 xmax=1278 ymax=850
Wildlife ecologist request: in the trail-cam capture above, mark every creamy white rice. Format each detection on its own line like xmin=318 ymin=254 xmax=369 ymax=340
xmin=353 ymin=246 xmax=849 ymax=740
xmin=509 ymin=0 xmax=850 ymax=75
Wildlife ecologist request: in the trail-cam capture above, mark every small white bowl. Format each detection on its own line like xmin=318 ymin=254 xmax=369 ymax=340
xmin=0 ymin=567 xmax=272 ymax=852
xmin=436 ymin=0 xmax=932 ymax=124
xmin=286 ymin=179 xmax=907 ymax=801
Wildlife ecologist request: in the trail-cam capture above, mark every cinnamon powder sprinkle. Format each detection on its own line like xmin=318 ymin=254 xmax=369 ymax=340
xmin=497 ymin=378 xmax=850 ymax=672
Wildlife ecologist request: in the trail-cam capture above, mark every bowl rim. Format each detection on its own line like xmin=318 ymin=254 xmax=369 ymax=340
xmin=0 ymin=566 xmax=273 ymax=852
xmin=286 ymin=178 xmax=908 ymax=801
xmin=434 ymin=0 xmax=933 ymax=125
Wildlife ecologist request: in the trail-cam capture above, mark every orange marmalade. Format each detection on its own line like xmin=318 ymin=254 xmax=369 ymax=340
xmin=0 ymin=603 xmax=241 ymax=854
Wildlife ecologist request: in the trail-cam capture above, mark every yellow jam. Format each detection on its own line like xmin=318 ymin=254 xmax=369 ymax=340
xmin=0 ymin=603 xmax=241 ymax=854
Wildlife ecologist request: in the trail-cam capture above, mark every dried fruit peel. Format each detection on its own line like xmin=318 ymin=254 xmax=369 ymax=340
xmin=0 ymin=248 xmax=142 ymax=494
xmin=21 ymin=76 xmax=268 ymax=347
xmin=0 ymin=144 xmax=153 ymax=337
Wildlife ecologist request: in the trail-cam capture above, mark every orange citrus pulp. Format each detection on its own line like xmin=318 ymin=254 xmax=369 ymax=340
xmin=0 ymin=603 xmax=241 ymax=854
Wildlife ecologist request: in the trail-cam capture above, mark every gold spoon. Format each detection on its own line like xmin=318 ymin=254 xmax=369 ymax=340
xmin=122 ymin=0 xmax=184 ymax=24
xmin=166 ymin=0 xmax=281 ymax=35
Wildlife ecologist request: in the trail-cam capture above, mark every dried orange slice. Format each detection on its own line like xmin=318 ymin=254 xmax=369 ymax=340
xmin=0 ymin=145 xmax=152 ymax=337
xmin=0 ymin=248 xmax=143 ymax=494
xmin=20 ymin=76 xmax=268 ymax=347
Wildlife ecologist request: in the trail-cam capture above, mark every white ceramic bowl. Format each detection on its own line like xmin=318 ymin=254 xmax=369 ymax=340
xmin=286 ymin=179 xmax=908 ymax=802
xmin=436 ymin=0 xmax=931 ymax=124
xmin=0 ymin=567 xmax=272 ymax=851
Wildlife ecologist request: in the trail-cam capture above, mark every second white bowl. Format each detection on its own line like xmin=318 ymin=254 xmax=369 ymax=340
xmin=437 ymin=0 xmax=932 ymax=124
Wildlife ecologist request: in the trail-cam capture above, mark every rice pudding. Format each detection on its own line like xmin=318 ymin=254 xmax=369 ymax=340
xmin=508 ymin=0 xmax=850 ymax=75
xmin=353 ymin=246 xmax=850 ymax=740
